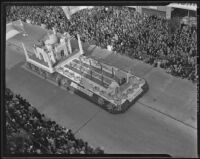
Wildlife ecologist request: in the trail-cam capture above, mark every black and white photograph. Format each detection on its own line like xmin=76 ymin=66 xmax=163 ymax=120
xmin=2 ymin=2 xmax=198 ymax=158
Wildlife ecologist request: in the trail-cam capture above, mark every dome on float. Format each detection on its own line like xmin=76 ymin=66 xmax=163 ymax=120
xmin=45 ymin=33 xmax=58 ymax=45
xmin=49 ymin=34 xmax=58 ymax=44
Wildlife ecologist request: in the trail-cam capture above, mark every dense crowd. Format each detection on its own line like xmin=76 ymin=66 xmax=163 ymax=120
xmin=6 ymin=88 xmax=104 ymax=154
xmin=6 ymin=6 xmax=197 ymax=82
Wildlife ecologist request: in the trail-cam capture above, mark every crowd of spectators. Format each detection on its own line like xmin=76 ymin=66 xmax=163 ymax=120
xmin=6 ymin=6 xmax=197 ymax=82
xmin=6 ymin=88 xmax=104 ymax=154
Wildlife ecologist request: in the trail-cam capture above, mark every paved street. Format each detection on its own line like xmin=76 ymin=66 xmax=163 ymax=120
xmin=5 ymin=42 xmax=197 ymax=157
xmin=87 ymin=45 xmax=197 ymax=129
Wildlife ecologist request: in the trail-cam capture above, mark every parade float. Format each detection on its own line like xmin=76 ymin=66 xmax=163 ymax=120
xmin=7 ymin=20 xmax=148 ymax=113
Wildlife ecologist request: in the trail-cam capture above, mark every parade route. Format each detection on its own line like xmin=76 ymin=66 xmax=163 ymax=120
xmin=5 ymin=40 xmax=197 ymax=157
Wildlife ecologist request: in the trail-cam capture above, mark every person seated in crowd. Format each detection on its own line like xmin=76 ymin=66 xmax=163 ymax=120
xmin=6 ymin=88 xmax=104 ymax=154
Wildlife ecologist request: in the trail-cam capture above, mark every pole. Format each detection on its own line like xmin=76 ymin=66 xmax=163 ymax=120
xmin=77 ymin=34 xmax=83 ymax=55
xmin=62 ymin=40 xmax=68 ymax=56
xmin=65 ymin=32 xmax=72 ymax=54
xmin=68 ymin=38 xmax=72 ymax=54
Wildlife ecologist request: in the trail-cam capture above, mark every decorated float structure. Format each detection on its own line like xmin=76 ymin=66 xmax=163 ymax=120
xmin=8 ymin=20 xmax=148 ymax=113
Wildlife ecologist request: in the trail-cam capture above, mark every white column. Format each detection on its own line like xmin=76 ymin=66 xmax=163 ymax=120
xmin=42 ymin=50 xmax=53 ymax=70
xmin=46 ymin=53 xmax=53 ymax=70
xmin=50 ymin=50 xmax=56 ymax=63
xmin=64 ymin=40 xmax=69 ymax=56
xmin=36 ymin=48 xmax=42 ymax=60
xmin=64 ymin=32 xmax=72 ymax=54
xmin=33 ymin=45 xmax=40 ymax=59
xmin=127 ymin=69 xmax=132 ymax=83
xmin=21 ymin=42 xmax=29 ymax=61
xmin=68 ymin=39 xmax=72 ymax=54
xmin=33 ymin=48 xmax=38 ymax=58
xmin=77 ymin=34 xmax=83 ymax=55
xmin=41 ymin=49 xmax=48 ymax=62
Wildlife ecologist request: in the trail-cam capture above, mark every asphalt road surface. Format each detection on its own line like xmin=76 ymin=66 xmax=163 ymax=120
xmin=5 ymin=22 xmax=197 ymax=157
xmin=6 ymin=43 xmax=197 ymax=157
